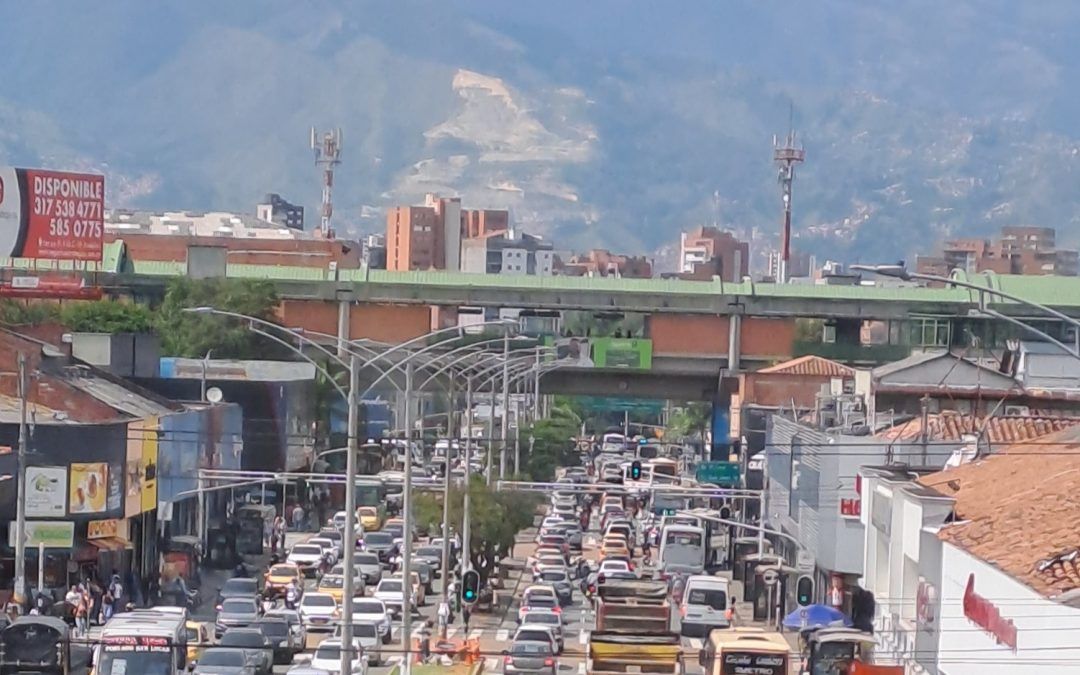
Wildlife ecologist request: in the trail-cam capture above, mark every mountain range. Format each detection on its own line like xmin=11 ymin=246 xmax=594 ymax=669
xmin=4 ymin=1 xmax=1080 ymax=269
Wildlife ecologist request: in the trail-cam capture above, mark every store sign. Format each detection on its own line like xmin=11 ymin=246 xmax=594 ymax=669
xmin=0 ymin=167 xmax=105 ymax=261
xmin=963 ymin=574 xmax=1017 ymax=651
xmin=24 ymin=466 xmax=67 ymax=517
xmin=69 ymin=463 xmax=108 ymax=514
xmin=87 ymin=519 xmax=122 ymax=540
xmin=840 ymin=475 xmax=862 ymax=518
xmin=720 ymin=652 xmax=787 ymax=675
xmin=9 ymin=521 xmax=74 ymax=548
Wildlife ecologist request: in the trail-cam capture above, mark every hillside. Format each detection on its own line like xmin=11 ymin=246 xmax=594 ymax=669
xmin=4 ymin=1 xmax=1080 ymax=267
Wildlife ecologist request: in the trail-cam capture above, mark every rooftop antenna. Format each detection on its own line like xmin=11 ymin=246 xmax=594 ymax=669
xmin=773 ymin=102 xmax=805 ymax=283
xmin=311 ymin=127 xmax=343 ymax=239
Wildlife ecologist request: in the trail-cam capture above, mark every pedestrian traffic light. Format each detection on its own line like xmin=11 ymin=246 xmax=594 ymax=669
xmin=796 ymin=575 xmax=814 ymax=607
xmin=630 ymin=460 xmax=642 ymax=480
xmin=461 ymin=569 xmax=481 ymax=605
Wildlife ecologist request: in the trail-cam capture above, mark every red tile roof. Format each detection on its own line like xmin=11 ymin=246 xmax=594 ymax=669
xmin=758 ymin=355 xmax=854 ymax=377
xmin=919 ymin=426 xmax=1080 ymax=597
xmin=877 ymin=411 xmax=1080 ymax=444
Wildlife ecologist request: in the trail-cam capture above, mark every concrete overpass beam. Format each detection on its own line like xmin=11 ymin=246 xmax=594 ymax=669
xmin=728 ymin=313 xmax=742 ymax=372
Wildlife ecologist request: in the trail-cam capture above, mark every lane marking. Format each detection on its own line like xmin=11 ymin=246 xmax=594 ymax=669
xmin=485 ymin=657 xmax=500 ymax=672
xmin=468 ymin=629 xmax=484 ymax=640
xmin=577 ymin=662 xmax=586 ymax=675
xmin=578 ymin=629 xmax=589 ymax=646
xmin=496 ymin=628 xmax=510 ymax=642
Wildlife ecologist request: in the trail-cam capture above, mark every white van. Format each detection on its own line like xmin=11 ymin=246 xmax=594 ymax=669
xmin=679 ymin=575 xmax=730 ymax=637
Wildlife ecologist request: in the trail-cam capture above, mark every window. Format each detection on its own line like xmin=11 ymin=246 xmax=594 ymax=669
xmin=910 ymin=318 xmax=951 ymax=347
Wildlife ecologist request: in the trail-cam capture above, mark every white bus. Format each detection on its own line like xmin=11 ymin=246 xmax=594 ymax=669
xmin=95 ymin=609 xmax=188 ymax=675
xmin=659 ymin=524 xmax=707 ymax=575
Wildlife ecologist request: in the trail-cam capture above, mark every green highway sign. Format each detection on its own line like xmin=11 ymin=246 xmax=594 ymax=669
xmin=696 ymin=461 xmax=741 ymax=487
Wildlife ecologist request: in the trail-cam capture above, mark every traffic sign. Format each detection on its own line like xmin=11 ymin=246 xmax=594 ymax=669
xmin=762 ymin=569 xmax=779 ymax=586
xmin=797 ymin=549 xmax=815 ymax=572
xmin=695 ymin=461 xmax=741 ymax=487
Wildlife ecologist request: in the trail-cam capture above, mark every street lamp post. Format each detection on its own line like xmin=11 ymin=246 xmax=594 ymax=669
xmin=340 ymin=355 xmax=360 ymax=675
xmin=499 ymin=332 xmax=510 ymax=479
xmin=14 ymin=353 xmax=28 ymax=605
xmin=401 ymin=362 xmax=417 ymax=672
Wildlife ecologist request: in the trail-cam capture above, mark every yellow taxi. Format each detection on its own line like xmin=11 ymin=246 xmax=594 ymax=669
xmin=264 ymin=563 xmax=302 ymax=598
xmin=317 ymin=573 xmax=346 ymax=603
xmin=358 ymin=506 xmax=382 ymax=532
xmin=600 ymin=535 xmax=630 ymax=559
xmin=185 ymin=621 xmax=211 ymax=665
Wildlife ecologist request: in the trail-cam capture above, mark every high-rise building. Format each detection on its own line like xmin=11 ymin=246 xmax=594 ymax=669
xmin=256 ymin=193 xmax=305 ymax=230
xmin=385 ymin=195 xmax=509 ymax=271
xmin=678 ymin=226 xmax=749 ymax=281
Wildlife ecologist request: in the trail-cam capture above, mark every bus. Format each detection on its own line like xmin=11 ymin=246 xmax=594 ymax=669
xmin=658 ymin=524 xmax=706 ymax=575
xmin=699 ymin=628 xmax=789 ymax=675
xmin=95 ymin=609 xmax=187 ymax=675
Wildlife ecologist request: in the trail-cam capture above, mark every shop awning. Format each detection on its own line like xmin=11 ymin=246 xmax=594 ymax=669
xmin=89 ymin=538 xmax=132 ymax=552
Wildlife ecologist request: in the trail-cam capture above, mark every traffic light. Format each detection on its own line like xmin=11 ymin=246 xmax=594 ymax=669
xmin=461 ymin=569 xmax=481 ymax=605
xmin=630 ymin=460 xmax=642 ymax=480
xmin=796 ymin=575 xmax=814 ymax=607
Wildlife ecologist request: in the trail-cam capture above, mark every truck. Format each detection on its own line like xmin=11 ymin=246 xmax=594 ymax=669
xmin=589 ymin=580 xmax=682 ymax=675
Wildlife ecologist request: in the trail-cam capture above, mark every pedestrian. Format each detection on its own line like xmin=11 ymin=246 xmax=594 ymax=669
xmin=109 ymin=575 xmax=124 ymax=615
xmin=74 ymin=596 xmax=89 ymax=637
xmin=418 ymin=620 xmax=432 ymax=663
xmin=292 ymin=503 xmax=305 ymax=531
xmin=102 ymin=585 xmax=115 ymax=622
xmin=274 ymin=516 xmax=286 ymax=553
xmin=437 ymin=599 xmax=450 ymax=638
xmin=724 ymin=599 xmax=738 ymax=626
xmin=264 ymin=519 xmax=273 ymax=549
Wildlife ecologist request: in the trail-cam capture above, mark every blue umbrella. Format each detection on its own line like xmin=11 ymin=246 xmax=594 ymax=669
xmin=782 ymin=604 xmax=852 ymax=630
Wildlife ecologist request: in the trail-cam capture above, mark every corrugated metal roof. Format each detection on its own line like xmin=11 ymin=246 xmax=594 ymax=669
xmin=758 ymin=355 xmax=854 ymax=377
xmin=877 ymin=411 xmax=1080 ymax=443
xmin=61 ymin=367 xmax=173 ymax=418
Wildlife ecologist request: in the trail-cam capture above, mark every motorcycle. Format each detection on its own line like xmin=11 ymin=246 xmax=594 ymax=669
xmin=284 ymin=585 xmax=301 ymax=610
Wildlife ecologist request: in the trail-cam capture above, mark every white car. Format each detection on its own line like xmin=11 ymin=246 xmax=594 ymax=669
xmin=514 ymin=624 xmax=561 ymax=655
xmin=518 ymin=586 xmax=561 ymax=622
xmin=373 ymin=578 xmax=409 ymax=618
xmin=353 ymin=553 xmax=383 ymax=586
xmin=333 ymin=620 xmax=384 ymax=665
xmin=348 ymin=598 xmax=392 ymax=643
xmin=310 ymin=638 xmax=367 ymax=675
xmin=288 ymin=544 xmax=326 ymax=577
xmin=299 ymin=592 xmax=339 ymax=631
xmin=520 ymin=611 xmax=565 ymax=652
xmin=308 ymin=537 xmax=340 ymax=564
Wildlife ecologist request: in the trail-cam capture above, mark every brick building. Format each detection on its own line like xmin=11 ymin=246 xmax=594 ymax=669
xmin=556 ymin=249 xmax=653 ymax=278
xmin=678 ymin=226 xmax=749 ymax=281
xmin=385 ymin=194 xmax=509 ymax=271
xmin=915 ymin=225 xmax=1078 ymax=278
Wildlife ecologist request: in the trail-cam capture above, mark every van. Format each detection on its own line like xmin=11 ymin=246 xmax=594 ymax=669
xmin=679 ymin=575 xmax=730 ymax=637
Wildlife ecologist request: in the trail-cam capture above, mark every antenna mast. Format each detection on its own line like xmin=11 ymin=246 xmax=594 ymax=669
xmin=311 ymin=127 xmax=343 ymax=238
xmin=772 ymin=105 xmax=804 ymax=283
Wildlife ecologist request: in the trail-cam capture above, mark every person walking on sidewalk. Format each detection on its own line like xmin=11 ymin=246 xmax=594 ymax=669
xmin=292 ymin=503 xmax=305 ymax=531
xmin=437 ymin=600 xmax=450 ymax=638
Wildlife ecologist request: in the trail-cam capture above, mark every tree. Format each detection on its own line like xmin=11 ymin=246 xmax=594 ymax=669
xmin=520 ymin=410 xmax=579 ymax=482
xmin=0 ymin=300 xmax=60 ymax=326
xmin=668 ymin=401 xmax=712 ymax=441
xmin=154 ymin=278 xmax=282 ymax=358
xmin=412 ymin=476 xmax=538 ymax=584
xmin=61 ymin=300 xmax=154 ymax=333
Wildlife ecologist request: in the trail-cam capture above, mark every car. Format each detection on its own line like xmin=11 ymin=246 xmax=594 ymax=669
xmin=193 ymin=648 xmax=255 ymax=675
xmin=414 ymin=545 xmax=443 ymax=577
xmin=253 ymin=617 xmax=296 ymax=664
xmin=532 ymin=545 xmax=564 ymax=561
xmin=518 ymin=587 xmax=561 ymax=622
xmin=502 ymin=640 xmax=557 ymax=675
xmin=533 ymin=556 xmax=567 ymax=575
xmin=513 ymin=625 xmax=561 ymax=656
xmin=373 ymin=578 xmax=409 ymax=618
xmin=264 ymin=607 xmax=307 ymax=649
xmin=332 ymin=511 xmax=351 ymax=531
xmin=534 ymin=568 xmax=574 ymax=606
xmin=309 ymin=537 xmax=340 ymax=564
xmin=287 ymin=667 xmax=330 ymax=675
xmin=600 ymin=537 xmax=630 ymax=559
xmin=299 ymin=592 xmax=339 ymax=631
xmin=186 ymin=621 xmax=212 ymax=667
xmin=604 ymin=523 xmax=636 ymax=550
xmin=319 ymin=529 xmax=347 ymax=555
xmin=520 ymin=611 xmax=565 ymax=653
xmin=216 ymin=597 xmax=261 ymax=638
xmin=332 ymin=620 xmax=385 ymax=665
xmin=389 ymin=572 xmax=424 ymax=606
xmin=310 ymin=638 xmax=367 ymax=675
xmin=550 ymin=503 xmax=576 ymax=520
xmin=354 ymin=553 xmax=383 ymax=585
xmin=218 ymin=578 xmax=261 ymax=605
xmin=264 ymin=563 xmax=302 ymax=598
xmin=679 ymin=575 xmax=731 ymax=637
xmin=362 ymin=532 xmax=397 ymax=565
xmin=537 ymin=534 xmax=569 ymax=558
xmin=598 ymin=559 xmax=635 ymax=581
xmin=414 ymin=560 xmax=436 ymax=595
xmin=561 ymin=524 xmax=584 ymax=551
xmin=356 ymin=506 xmax=381 ymax=532
xmin=318 ymin=573 xmax=365 ymax=604
xmin=347 ymin=598 xmax=392 ymax=644
xmin=219 ymin=628 xmax=273 ymax=675
xmin=288 ymin=544 xmax=327 ymax=577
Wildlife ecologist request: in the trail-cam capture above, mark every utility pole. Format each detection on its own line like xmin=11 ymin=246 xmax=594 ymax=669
xmin=14 ymin=353 xmax=28 ymax=605
xmin=340 ymin=355 xmax=359 ymax=675
xmin=401 ymin=362 xmax=415 ymax=673
xmin=486 ymin=379 xmax=496 ymax=487
xmin=440 ymin=374 xmax=454 ymax=604
xmin=513 ymin=378 xmax=522 ymax=476
xmin=499 ymin=332 xmax=510 ymax=479
xmin=462 ymin=377 xmax=473 ymax=577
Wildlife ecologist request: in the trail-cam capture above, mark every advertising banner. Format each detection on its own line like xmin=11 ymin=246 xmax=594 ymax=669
xmin=87 ymin=518 xmax=124 ymax=540
xmin=24 ymin=466 xmax=67 ymax=517
xmin=9 ymin=521 xmax=75 ymax=548
xmin=547 ymin=336 xmax=593 ymax=367
xmin=107 ymin=462 xmax=123 ymax=512
xmin=69 ymin=463 xmax=108 ymax=514
xmin=125 ymin=424 xmax=143 ymax=518
xmin=590 ymin=338 xmax=653 ymax=369
xmin=141 ymin=416 xmax=159 ymax=512
xmin=0 ymin=167 xmax=105 ymax=261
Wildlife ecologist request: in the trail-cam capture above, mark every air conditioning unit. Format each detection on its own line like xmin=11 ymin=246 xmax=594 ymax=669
xmin=1004 ymin=405 xmax=1030 ymax=416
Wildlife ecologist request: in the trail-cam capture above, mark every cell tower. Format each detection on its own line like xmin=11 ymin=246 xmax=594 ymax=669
xmin=773 ymin=108 xmax=805 ymax=283
xmin=311 ymin=127 xmax=343 ymax=238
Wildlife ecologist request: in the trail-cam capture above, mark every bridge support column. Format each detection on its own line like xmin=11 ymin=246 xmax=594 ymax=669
xmin=728 ymin=313 xmax=742 ymax=372
xmin=337 ymin=299 xmax=351 ymax=358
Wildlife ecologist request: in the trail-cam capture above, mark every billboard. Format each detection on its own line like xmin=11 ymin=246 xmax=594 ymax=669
xmin=141 ymin=416 xmax=159 ymax=512
xmin=590 ymin=338 xmax=653 ymax=369
xmin=69 ymin=463 xmax=108 ymax=514
xmin=0 ymin=167 xmax=105 ymax=261
xmin=24 ymin=466 xmax=67 ymax=517
xmin=9 ymin=521 xmax=74 ymax=548
xmin=125 ymin=425 xmax=143 ymax=518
